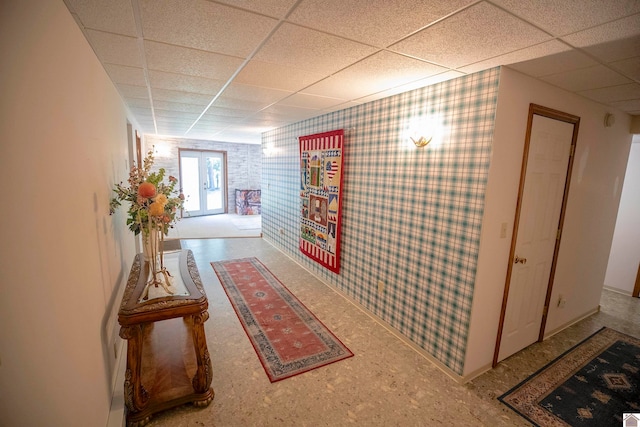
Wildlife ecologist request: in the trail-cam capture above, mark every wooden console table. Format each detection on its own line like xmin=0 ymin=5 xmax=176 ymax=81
xmin=118 ymin=249 xmax=214 ymax=427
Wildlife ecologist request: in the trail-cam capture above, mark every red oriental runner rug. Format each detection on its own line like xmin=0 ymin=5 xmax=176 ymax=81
xmin=211 ymin=257 xmax=353 ymax=382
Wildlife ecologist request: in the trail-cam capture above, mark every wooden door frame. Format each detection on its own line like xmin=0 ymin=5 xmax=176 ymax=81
xmin=633 ymin=263 xmax=640 ymax=298
xmin=492 ymin=104 xmax=581 ymax=367
xmin=135 ymin=131 xmax=142 ymax=167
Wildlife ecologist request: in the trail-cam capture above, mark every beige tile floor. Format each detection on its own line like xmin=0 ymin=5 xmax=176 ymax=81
xmin=134 ymin=237 xmax=639 ymax=427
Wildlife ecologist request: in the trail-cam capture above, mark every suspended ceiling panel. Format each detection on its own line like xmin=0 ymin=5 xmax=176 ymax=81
xmin=64 ymin=0 xmax=640 ymax=143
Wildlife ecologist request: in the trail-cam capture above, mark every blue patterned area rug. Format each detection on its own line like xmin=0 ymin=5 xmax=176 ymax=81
xmin=499 ymin=327 xmax=640 ymax=426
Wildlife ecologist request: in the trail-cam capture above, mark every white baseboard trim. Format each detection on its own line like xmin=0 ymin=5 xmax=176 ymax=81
xmin=603 ymin=285 xmax=633 ymax=296
xmin=543 ymin=306 xmax=600 ymax=340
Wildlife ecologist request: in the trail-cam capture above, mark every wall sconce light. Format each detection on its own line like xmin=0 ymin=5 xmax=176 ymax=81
xmin=406 ymin=114 xmax=437 ymax=149
xmin=263 ymin=143 xmax=277 ymax=156
xmin=410 ymin=136 xmax=432 ymax=148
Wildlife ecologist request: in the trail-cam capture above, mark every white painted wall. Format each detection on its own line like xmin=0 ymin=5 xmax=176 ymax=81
xmin=464 ymin=67 xmax=633 ymax=377
xmin=604 ymin=137 xmax=640 ymax=295
xmin=0 ymin=1 xmax=137 ymax=425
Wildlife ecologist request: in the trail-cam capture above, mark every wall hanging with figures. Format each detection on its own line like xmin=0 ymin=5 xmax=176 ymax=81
xmin=299 ymin=129 xmax=344 ymax=273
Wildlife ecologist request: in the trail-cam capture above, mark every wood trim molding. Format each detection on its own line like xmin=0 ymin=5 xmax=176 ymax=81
xmin=536 ymin=105 xmax=581 ymax=342
xmin=492 ymin=104 xmax=581 ymax=367
xmin=633 ymin=262 xmax=640 ymax=298
xmin=135 ymin=131 xmax=142 ymax=167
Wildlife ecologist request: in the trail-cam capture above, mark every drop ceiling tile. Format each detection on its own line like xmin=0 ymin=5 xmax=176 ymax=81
xmin=540 ymin=64 xmax=632 ymax=92
xmin=249 ymin=108 xmax=314 ymax=125
xmin=287 ymin=0 xmax=473 ymax=48
xmin=184 ymin=115 xmax=232 ymax=128
xmin=278 ymin=93 xmax=347 ymax=110
xmin=234 ymin=59 xmax=325 ymax=92
xmin=67 ymin=0 xmax=640 ymax=142
xmin=610 ymin=99 xmax=640 ymax=113
xmin=235 ymin=122 xmax=274 ymax=133
xmin=230 ymin=122 xmax=279 ymax=135
xmin=223 ymin=83 xmax=293 ymax=104
xmin=136 ymin=123 xmax=156 ymax=133
xmin=562 ymin=13 xmax=640 ymax=45
xmin=253 ymin=23 xmax=379 ymax=75
xmin=489 ymin=0 xmax=640 ymax=36
xmin=148 ymin=70 xmax=225 ymax=96
xmin=64 ymin=0 xmax=136 ymax=36
xmin=459 ymin=40 xmax=579 ymax=75
xmin=85 ymin=29 xmax=142 ymax=67
xmin=321 ymin=101 xmax=363 ymax=114
xmin=260 ymin=103 xmax=323 ymax=120
xmin=137 ymin=119 xmax=156 ymax=126
xmin=189 ymin=126 xmax=261 ymax=143
xmin=611 ymin=56 xmax=640 ymax=80
xmin=104 ymin=64 xmax=147 ymax=86
xmin=203 ymin=106 xmax=251 ymax=120
xmin=390 ymin=2 xmax=551 ymax=69
xmin=156 ymin=122 xmax=192 ymax=133
xmin=214 ymin=0 xmax=298 ymax=18
xmin=153 ymin=109 xmax=199 ymax=120
xmin=214 ymin=95 xmax=274 ymax=112
xmin=242 ymin=116 xmax=291 ymax=129
xmin=124 ymin=97 xmax=151 ymax=108
xmin=196 ymin=115 xmax=246 ymax=127
xmin=562 ymin=15 xmax=640 ymax=62
xmin=186 ymin=122 xmax=231 ymax=133
xmin=584 ymin=35 xmax=640 ymax=63
xmin=128 ymin=107 xmax=154 ymax=119
xmin=354 ymin=70 xmax=465 ymax=103
xmin=139 ymin=0 xmax=278 ymax=57
xmin=504 ymin=44 xmax=597 ymax=77
xmin=117 ymin=83 xmax=149 ymax=99
xmin=151 ymin=88 xmax=213 ymax=105
xmin=578 ymin=83 xmax=640 ymax=104
xmin=223 ymin=132 xmax=262 ymax=144
xmin=153 ymin=100 xmax=206 ymax=113
xmin=144 ymin=41 xmax=244 ymax=81
xmin=248 ymin=111 xmax=288 ymax=123
xmin=302 ymin=51 xmax=448 ymax=99
xmin=156 ymin=123 xmax=191 ymax=135
xmin=298 ymin=76 xmax=367 ymax=101
xmin=162 ymin=120 xmax=199 ymax=131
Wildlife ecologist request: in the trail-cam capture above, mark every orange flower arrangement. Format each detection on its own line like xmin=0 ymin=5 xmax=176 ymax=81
xmin=110 ymin=148 xmax=183 ymax=237
xmin=110 ymin=148 xmax=184 ymax=294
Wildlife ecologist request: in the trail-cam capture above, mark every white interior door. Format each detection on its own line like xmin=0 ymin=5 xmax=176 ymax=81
xmin=180 ymin=150 xmax=226 ymax=217
xmin=496 ymin=106 xmax=579 ymax=363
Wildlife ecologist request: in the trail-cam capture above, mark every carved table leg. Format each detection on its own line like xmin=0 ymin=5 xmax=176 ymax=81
xmin=119 ymin=325 xmax=150 ymax=425
xmin=190 ymin=311 xmax=214 ymax=406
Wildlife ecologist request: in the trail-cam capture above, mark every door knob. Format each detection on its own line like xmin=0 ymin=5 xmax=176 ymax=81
xmin=514 ymin=256 xmax=527 ymax=264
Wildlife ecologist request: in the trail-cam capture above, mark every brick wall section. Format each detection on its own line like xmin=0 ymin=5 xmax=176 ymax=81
xmin=143 ymin=135 xmax=261 ymax=213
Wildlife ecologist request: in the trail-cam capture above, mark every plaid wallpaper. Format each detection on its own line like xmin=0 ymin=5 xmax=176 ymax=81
xmin=262 ymin=68 xmax=500 ymax=375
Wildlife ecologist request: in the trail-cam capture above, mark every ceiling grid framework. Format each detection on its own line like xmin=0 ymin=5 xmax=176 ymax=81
xmin=64 ymin=0 xmax=640 ymax=143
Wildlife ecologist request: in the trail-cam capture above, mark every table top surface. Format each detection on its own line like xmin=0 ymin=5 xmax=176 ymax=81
xmin=118 ymin=249 xmax=208 ymax=325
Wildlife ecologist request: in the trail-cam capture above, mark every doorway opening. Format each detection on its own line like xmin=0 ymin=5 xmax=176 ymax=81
xmin=179 ymin=149 xmax=227 ymax=217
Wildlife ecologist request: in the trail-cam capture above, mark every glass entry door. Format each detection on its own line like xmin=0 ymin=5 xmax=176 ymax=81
xmin=179 ymin=150 xmax=226 ymax=216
